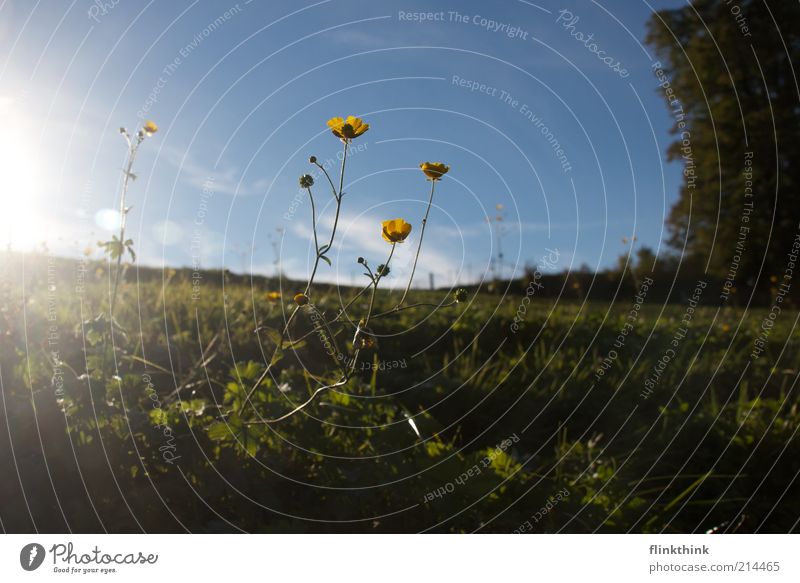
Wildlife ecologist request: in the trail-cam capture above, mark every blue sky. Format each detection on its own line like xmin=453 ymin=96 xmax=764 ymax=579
xmin=0 ymin=0 xmax=685 ymax=287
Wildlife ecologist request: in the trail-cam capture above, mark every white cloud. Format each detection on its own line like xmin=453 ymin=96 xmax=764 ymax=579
xmin=286 ymin=210 xmax=471 ymax=288
xmin=161 ymin=145 xmax=271 ymax=196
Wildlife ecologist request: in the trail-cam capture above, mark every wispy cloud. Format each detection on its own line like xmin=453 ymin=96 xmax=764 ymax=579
xmin=287 ymin=210 xmax=470 ymax=288
xmin=162 ymin=145 xmax=271 ymax=196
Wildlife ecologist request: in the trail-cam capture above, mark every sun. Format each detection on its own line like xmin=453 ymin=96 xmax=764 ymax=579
xmin=0 ymin=98 xmax=46 ymax=250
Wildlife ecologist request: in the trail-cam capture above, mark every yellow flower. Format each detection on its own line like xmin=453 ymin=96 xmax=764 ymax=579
xmin=266 ymin=291 xmax=281 ymax=302
xmin=420 ymin=162 xmax=449 ymax=180
xmin=143 ymin=120 xmax=158 ymax=135
xmin=294 ymin=292 xmax=309 ymax=306
xmin=327 ymin=116 xmax=369 ymax=141
xmin=381 ymin=218 xmax=412 ymax=243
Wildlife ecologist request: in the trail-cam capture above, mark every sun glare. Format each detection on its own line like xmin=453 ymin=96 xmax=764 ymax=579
xmin=0 ymin=98 xmax=45 ymax=250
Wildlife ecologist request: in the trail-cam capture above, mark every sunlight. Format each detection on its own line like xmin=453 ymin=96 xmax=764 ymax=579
xmin=0 ymin=98 xmax=46 ymax=250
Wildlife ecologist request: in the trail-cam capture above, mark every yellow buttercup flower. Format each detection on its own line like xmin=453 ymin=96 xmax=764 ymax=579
xmin=420 ymin=162 xmax=449 ymax=180
xmin=327 ymin=116 xmax=369 ymax=141
xmin=143 ymin=120 xmax=158 ymax=135
xmin=266 ymin=291 xmax=281 ymax=302
xmin=381 ymin=218 xmax=412 ymax=243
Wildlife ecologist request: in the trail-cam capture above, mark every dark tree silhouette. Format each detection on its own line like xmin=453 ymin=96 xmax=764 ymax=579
xmin=646 ymin=0 xmax=800 ymax=296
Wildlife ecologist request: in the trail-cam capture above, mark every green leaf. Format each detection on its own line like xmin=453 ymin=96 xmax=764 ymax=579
xmin=149 ymin=408 xmax=169 ymax=426
xmin=207 ymin=414 xmax=264 ymax=457
xmin=125 ymin=239 xmax=136 ymax=261
xmin=98 ymin=236 xmax=125 ymax=260
xmin=223 ymin=381 xmax=243 ymax=406
xmin=268 ymin=346 xmax=284 ymax=367
xmin=329 ymin=391 xmax=350 ymax=406
xmin=180 ymin=399 xmax=207 ymax=417
xmin=258 ymin=327 xmax=283 ymax=348
xmin=234 ymin=360 xmax=263 ymax=381
xmin=284 ymin=338 xmax=307 ymax=351
xmin=207 ymin=421 xmax=232 ymax=441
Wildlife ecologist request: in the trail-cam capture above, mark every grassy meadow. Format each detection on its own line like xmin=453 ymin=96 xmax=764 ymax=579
xmin=0 ymin=251 xmax=798 ymax=533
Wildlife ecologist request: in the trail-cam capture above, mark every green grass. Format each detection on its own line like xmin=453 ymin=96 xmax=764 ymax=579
xmin=0 ymin=253 xmax=798 ymax=533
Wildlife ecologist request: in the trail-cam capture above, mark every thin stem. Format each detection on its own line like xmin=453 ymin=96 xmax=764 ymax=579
xmin=306 ymin=303 xmax=347 ymax=375
xmin=247 ymin=377 xmax=349 ymax=424
xmin=323 ymin=141 xmax=348 ymax=253
xmin=341 ymin=244 xmax=394 ymax=381
xmin=109 ymin=139 xmax=140 ymax=316
xmin=338 ymin=141 xmax=348 ymax=197
xmin=315 ymin=161 xmax=339 ymax=202
xmin=397 ymin=179 xmax=436 ymax=307
xmin=372 ymin=299 xmax=457 ymax=320
xmin=287 ymin=290 xmax=458 ymax=347
xmin=331 ymin=279 xmax=372 ymax=328
xmin=362 ymin=262 xmax=376 ymax=281
xmin=261 ymin=278 xmax=371 ymax=345
xmin=242 ymin=141 xmax=350 ymax=414
xmin=364 ymin=243 xmax=395 ymax=329
xmin=252 ymin=244 xmax=398 ymax=423
xmin=342 ymin=244 xmax=395 ymax=382
xmin=303 ymin=186 xmax=319 ymax=297
xmin=305 ymin=142 xmax=348 ymax=298
xmin=241 ymin=305 xmax=300 ymax=412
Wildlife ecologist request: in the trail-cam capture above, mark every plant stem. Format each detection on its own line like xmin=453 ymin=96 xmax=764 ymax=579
xmin=304 ymin=141 xmax=348 ymax=298
xmin=247 ymin=377 xmax=349 ymax=425
xmin=303 ymin=186 xmax=319 ymax=297
xmin=364 ymin=244 xmax=395 ymax=327
xmin=371 ymin=299 xmax=457 ymax=320
xmin=331 ymin=280 xmax=372 ymax=327
xmin=397 ymin=179 xmax=436 ymax=307
xmin=347 ymin=243 xmax=396 ymax=376
xmin=315 ymin=161 xmax=339 ymax=202
xmin=242 ymin=140 xmax=350 ymax=413
xmin=109 ymin=139 xmax=140 ymax=317
xmin=324 ymin=140 xmax=348 ymax=252
xmin=250 ymin=243 xmax=397 ymax=423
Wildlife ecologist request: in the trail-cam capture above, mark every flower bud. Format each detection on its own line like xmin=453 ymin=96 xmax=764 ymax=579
xmin=299 ymin=174 xmax=314 ymax=188
xmin=294 ymin=292 xmax=309 ymax=306
xmin=454 ymin=288 xmax=468 ymax=303
xmin=309 ymin=156 xmax=317 ymax=164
